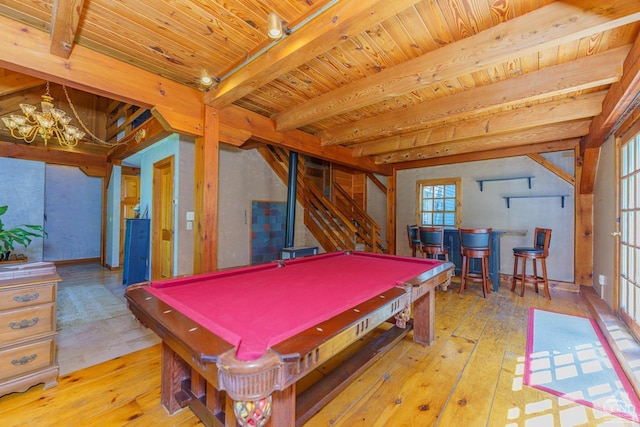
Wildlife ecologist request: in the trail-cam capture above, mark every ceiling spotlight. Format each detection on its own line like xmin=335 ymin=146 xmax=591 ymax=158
xmin=267 ymin=12 xmax=283 ymax=39
xmin=200 ymin=70 xmax=215 ymax=87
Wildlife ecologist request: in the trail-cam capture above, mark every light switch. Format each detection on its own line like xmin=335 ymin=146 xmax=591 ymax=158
xmin=186 ymin=221 xmax=193 ymax=230
xmin=186 ymin=211 xmax=194 ymax=221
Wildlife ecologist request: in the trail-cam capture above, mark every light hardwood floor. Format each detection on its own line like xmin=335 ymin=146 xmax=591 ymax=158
xmin=0 ymin=265 xmax=637 ymax=426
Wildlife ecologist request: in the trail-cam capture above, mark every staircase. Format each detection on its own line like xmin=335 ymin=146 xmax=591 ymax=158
xmin=257 ymin=145 xmax=384 ymax=253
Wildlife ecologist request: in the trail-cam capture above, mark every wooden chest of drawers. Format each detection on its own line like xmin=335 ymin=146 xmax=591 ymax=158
xmin=0 ymin=262 xmax=60 ymax=396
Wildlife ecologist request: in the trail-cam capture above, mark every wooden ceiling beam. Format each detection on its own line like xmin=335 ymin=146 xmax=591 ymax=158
xmin=204 ymin=0 xmax=423 ymax=109
xmin=581 ymin=33 xmax=640 ymax=152
xmin=0 ymin=139 xmax=106 ymax=170
xmin=320 ymin=47 xmax=629 ymax=146
xmin=274 ymin=0 xmax=640 ymax=131
xmin=578 ymin=32 xmax=640 ymax=194
xmin=0 ymin=72 xmax=44 ymax=97
xmin=354 ymin=92 xmax=606 ymax=157
xmin=50 ymin=0 xmax=85 ymax=58
xmin=108 ymin=117 xmax=170 ymax=162
xmin=376 ymin=120 xmax=591 ymax=164
xmin=218 ymin=106 xmax=391 ymax=175
xmin=527 ymin=153 xmax=576 ymax=186
xmin=392 ymin=139 xmax=580 ymax=169
xmin=0 ymin=14 xmax=204 ymax=137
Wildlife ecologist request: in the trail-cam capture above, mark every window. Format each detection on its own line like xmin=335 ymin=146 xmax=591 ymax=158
xmin=416 ymin=178 xmax=461 ymax=227
xmin=619 ymin=128 xmax=640 ymax=336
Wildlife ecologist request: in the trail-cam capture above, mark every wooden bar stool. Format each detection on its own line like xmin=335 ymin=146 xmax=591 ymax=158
xmin=418 ymin=226 xmax=449 ymax=261
xmin=512 ymin=228 xmax=552 ymax=299
xmin=459 ymin=228 xmax=492 ymax=298
xmin=407 ymin=225 xmax=421 ymax=257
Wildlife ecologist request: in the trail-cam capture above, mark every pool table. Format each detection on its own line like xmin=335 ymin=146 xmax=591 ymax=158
xmin=125 ymin=251 xmax=453 ymax=427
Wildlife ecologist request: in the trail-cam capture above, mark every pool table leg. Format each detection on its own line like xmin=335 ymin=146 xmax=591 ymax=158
xmin=225 ymin=385 xmax=295 ymax=427
xmin=161 ymin=342 xmax=191 ymax=414
xmin=271 ymin=385 xmax=296 ymax=427
xmin=412 ymin=289 xmax=435 ymax=345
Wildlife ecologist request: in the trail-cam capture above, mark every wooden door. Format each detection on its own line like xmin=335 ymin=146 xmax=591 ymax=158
xmin=120 ymin=172 xmax=140 ymax=264
xmin=152 ymin=156 xmax=174 ymax=280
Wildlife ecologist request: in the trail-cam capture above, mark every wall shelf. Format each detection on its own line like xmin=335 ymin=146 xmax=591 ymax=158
xmin=502 ymin=195 xmax=570 ymax=209
xmin=476 ymin=176 xmax=534 ymax=191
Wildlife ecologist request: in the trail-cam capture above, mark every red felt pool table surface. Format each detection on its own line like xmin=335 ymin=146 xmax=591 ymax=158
xmin=147 ymin=251 xmax=442 ymax=360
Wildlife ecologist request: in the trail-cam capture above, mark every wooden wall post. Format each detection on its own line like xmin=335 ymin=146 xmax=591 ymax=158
xmin=193 ymin=105 xmax=219 ymax=274
xmin=574 ymin=146 xmax=596 ymax=286
xmin=387 ymin=169 xmax=397 ymax=254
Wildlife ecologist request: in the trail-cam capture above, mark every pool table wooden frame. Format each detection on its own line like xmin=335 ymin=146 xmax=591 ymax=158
xmin=125 ymin=251 xmax=453 ymax=426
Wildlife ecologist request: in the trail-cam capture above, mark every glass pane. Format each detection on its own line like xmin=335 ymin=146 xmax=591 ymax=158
xmin=630 ymin=138 xmax=636 ymax=173
xmin=433 ymin=213 xmax=444 ymax=225
xmin=444 ymin=198 xmax=455 ymax=211
xmin=445 ymin=185 xmax=456 ymax=197
xmin=434 ymin=200 xmax=444 ymax=211
xmin=433 ymin=185 xmax=444 ymax=198
xmin=622 ymin=143 xmax=629 ymax=176
xmin=622 ymin=178 xmax=628 ymax=209
xmin=423 ymin=199 xmax=433 ymax=211
xmin=630 ymin=175 xmax=636 ymax=209
xmin=422 ymin=213 xmax=432 ymax=226
xmin=444 ymin=213 xmax=455 ymax=225
xmin=423 ymin=186 xmax=433 ymax=198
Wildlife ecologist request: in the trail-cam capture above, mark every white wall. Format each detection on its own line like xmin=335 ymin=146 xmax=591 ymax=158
xmin=593 ymin=135 xmax=617 ymax=307
xmin=367 ymin=174 xmax=388 ymax=250
xmin=0 ymin=158 xmax=102 ymax=263
xmin=105 ymin=166 xmax=122 ymax=268
xmin=396 ymin=154 xmax=575 ymax=282
xmin=218 ymin=145 xmax=288 ymax=268
xmin=0 ymin=158 xmax=45 ymax=261
xmin=44 ymin=164 xmax=102 ymax=261
xmin=138 ymin=134 xmax=195 ymax=277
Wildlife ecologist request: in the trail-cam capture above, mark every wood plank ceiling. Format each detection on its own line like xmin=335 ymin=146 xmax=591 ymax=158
xmin=0 ymin=0 xmax=639 ymax=174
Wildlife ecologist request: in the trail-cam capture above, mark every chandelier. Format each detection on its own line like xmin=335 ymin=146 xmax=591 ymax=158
xmin=2 ymin=82 xmax=86 ymax=147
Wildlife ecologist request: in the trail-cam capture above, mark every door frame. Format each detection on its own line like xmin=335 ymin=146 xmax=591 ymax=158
xmin=151 ymin=156 xmax=175 ymax=280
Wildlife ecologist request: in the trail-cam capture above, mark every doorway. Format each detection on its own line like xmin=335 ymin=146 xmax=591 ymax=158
xmin=152 ymin=156 xmax=174 ymax=280
xmin=119 ymin=170 xmax=140 ymax=265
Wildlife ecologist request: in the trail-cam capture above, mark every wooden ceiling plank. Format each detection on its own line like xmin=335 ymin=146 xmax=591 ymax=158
xmin=50 ymin=0 xmax=84 ymax=58
xmin=392 ymin=139 xmax=580 ymax=169
xmin=218 ymin=105 xmax=391 ymax=175
xmin=274 ymin=0 xmax=640 ymax=131
xmin=581 ymin=31 xmax=640 ymax=151
xmin=204 ymin=0 xmax=424 ymax=109
xmin=375 ymin=120 xmax=591 ymax=164
xmin=0 ymin=14 xmax=204 ymax=136
xmin=320 ymin=46 xmax=629 ymax=146
xmin=354 ymin=91 xmax=606 ymax=157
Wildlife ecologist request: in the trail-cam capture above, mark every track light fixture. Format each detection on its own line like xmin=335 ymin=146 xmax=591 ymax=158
xmin=199 ymin=70 xmax=219 ymax=89
xmin=267 ymin=12 xmax=290 ymax=39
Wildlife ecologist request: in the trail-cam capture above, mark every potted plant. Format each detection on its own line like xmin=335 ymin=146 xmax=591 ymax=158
xmin=0 ymin=205 xmax=47 ymax=262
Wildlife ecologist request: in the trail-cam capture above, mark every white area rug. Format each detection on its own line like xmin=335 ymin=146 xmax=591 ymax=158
xmin=57 ymin=284 xmax=129 ymax=330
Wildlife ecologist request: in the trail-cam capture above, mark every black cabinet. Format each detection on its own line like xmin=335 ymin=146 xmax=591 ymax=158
xmin=123 ymin=218 xmax=150 ymax=286
xmin=443 ymin=229 xmax=502 ymax=291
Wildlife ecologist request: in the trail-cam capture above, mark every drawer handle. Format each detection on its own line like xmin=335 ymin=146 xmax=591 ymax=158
xmin=9 ymin=317 xmax=40 ymax=329
xmin=13 ymin=292 xmax=40 ymax=303
xmin=11 ymin=354 xmax=37 ymax=366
